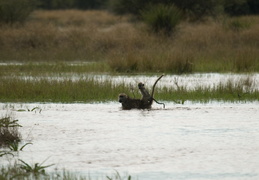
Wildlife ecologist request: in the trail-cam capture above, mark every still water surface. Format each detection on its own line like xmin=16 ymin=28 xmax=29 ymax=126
xmin=1 ymin=101 xmax=259 ymax=180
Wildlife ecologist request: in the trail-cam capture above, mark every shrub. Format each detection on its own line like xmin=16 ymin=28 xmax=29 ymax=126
xmin=0 ymin=0 xmax=37 ymax=25
xmin=141 ymin=4 xmax=182 ymax=36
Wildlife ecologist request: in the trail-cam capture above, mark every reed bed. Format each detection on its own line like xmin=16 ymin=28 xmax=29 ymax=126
xmin=0 ymin=76 xmax=258 ymax=103
xmin=0 ymin=10 xmax=259 ymax=73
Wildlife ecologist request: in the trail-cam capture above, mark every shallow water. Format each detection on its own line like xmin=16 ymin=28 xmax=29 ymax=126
xmin=1 ymin=102 xmax=259 ymax=180
xmin=9 ymin=73 xmax=259 ymax=91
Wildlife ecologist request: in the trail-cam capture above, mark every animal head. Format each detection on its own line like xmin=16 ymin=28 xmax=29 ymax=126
xmin=118 ymin=93 xmax=128 ymax=103
xmin=138 ymin=82 xmax=145 ymax=89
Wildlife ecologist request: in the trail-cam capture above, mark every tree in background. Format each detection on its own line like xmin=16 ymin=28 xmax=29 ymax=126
xmin=224 ymin=0 xmax=249 ymax=16
xmin=108 ymin=0 xmax=259 ymax=18
xmin=247 ymin=0 xmax=259 ymax=14
xmin=38 ymin=0 xmax=75 ymax=9
xmin=37 ymin=0 xmax=108 ymax=9
xmin=108 ymin=0 xmax=221 ymax=20
xmin=0 ymin=0 xmax=38 ymax=24
xmin=141 ymin=4 xmax=182 ymax=36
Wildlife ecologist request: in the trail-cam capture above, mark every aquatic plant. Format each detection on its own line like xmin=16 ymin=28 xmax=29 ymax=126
xmin=0 ymin=115 xmax=21 ymax=147
xmin=106 ymin=170 xmax=132 ymax=180
xmin=17 ymin=107 xmax=42 ymax=113
xmin=0 ymin=75 xmax=258 ymax=103
xmin=18 ymin=159 xmax=54 ymax=174
xmin=8 ymin=141 xmax=32 ymax=152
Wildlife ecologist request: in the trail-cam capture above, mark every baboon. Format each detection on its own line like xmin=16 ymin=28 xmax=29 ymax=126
xmin=138 ymin=82 xmax=152 ymax=108
xmin=138 ymin=74 xmax=165 ymax=108
xmin=118 ymin=93 xmax=142 ymax=110
xmin=118 ymin=75 xmax=164 ymax=110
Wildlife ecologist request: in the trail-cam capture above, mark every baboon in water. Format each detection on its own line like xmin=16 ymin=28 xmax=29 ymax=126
xmin=118 ymin=75 xmax=164 ymax=110
xmin=118 ymin=93 xmax=142 ymax=110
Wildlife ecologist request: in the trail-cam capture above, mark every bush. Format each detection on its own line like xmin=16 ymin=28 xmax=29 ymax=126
xmin=0 ymin=0 xmax=37 ymax=25
xmin=141 ymin=4 xmax=182 ymax=36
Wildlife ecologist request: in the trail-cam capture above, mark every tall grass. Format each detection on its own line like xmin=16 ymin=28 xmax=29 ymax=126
xmin=0 ymin=76 xmax=258 ymax=103
xmin=0 ymin=77 xmax=129 ymax=102
xmin=0 ymin=10 xmax=259 ymax=73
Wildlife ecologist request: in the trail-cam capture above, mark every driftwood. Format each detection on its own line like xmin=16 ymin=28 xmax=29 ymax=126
xmin=118 ymin=75 xmax=165 ymax=110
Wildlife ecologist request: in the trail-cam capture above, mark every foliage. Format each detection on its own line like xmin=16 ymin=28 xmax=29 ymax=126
xmin=141 ymin=4 xmax=182 ymax=35
xmin=8 ymin=141 xmax=32 ymax=152
xmin=0 ymin=115 xmax=21 ymax=147
xmin=109 ymin=0 xmax=259 ymax=20
xmin=37 ymin=0 xmax=109 ymax=9
xmin=0 ymin=0 xmax=37 ymax=24
xmin=0 ymin=11 xmax=259 ymax=73
xmin=106 ymin=170 xmax=132 ymax=180
xmin=0 ymin=74 xmax=258 ymax=103
xmin=18 ymin=159 xmax=54 ymax=174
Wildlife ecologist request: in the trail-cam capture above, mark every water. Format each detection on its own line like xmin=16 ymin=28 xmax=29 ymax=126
xmin=1 ymin=101 xmax=259 ymax=180
xmin=7 ymin=73 xmax=259 ymax=91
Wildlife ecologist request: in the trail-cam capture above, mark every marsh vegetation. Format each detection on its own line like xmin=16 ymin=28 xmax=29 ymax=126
xmin=0 ymin=10 xmax=259 ymax=73
xmin=1 ymin=2 xmax=259 ymax=179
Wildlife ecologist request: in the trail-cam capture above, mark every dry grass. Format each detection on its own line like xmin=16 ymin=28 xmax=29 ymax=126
xmin=0 ymin=10 xmax=259 ymax=73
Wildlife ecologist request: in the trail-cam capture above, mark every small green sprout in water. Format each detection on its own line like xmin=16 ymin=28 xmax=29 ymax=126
xmin=17 ymin=107 xmax=42 ymax=113
xmin=18 ymin=159 xmax=54 ymax=174
xmin=8 ymin=141 xmax=33 ymax=152
xmin=106 ymin=170 xmax=132 ymax=180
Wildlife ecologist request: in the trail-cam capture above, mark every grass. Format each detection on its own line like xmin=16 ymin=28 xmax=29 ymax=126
xmin=0 ymin=115 xmax=21 ymax=147
xmin=0 ymin=10 xmax=259 ymax=73
xmin=0 ymin=164 xmax=133 ymax=180
xmin=0 ymin=75 xmax=258 ymax=103
xmin=0 ymin=10 xmax=258 ymax=103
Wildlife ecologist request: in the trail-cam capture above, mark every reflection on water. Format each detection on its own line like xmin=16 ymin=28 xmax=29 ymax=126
xmin=1 ymin=102 xmax=259 ymax=180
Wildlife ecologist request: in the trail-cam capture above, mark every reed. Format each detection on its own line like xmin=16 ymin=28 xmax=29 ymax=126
xmin=0 ymin=77 xmax=129 ymax=102
xmin=0 ymin=76 xmax=257 ymax=103
xmin=0 ymin=10 xmax=259 ymax=73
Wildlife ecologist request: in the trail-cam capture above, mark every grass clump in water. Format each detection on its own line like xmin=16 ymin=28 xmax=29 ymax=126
xmin=0 ymin=115 xmax=21 ymax=147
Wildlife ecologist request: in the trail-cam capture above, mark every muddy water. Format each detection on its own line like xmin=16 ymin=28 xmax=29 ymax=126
xmin=1 ymin=102 xmax=259 ymax=180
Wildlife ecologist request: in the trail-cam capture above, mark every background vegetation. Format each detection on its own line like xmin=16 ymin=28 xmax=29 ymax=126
xmin=0 ymin=10 xmax=258 ymax=73
xmin=0 ymin=75 xmax=258 ymax=103
xmin=0 ymin=0 xmax=259 ymax=73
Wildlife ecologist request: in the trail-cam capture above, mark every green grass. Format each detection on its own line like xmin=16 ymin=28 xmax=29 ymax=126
xmin=0 ymin=75 xmax=258 ymax=103
xmin=0 ymin=76 xmax=128 ymax=103
xmin=0 ymin=163 xmax=133 ymax=180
